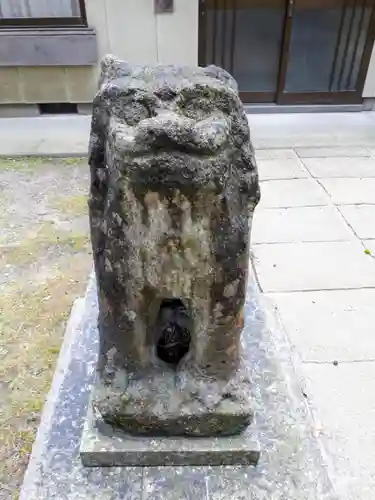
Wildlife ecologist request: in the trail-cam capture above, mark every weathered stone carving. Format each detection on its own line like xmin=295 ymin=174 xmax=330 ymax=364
xmin=88 ymin=55 xmax=260 ymax=437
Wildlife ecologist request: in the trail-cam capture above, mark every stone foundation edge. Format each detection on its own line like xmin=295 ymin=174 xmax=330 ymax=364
xmin=18 ymin=271 xmax=339 ymax=500
xmin=80 ymin=406 xmax=260 ymax=467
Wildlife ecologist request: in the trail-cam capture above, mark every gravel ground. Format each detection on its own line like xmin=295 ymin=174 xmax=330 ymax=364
xmin=0 ymin=157 xmax=92 ymax=499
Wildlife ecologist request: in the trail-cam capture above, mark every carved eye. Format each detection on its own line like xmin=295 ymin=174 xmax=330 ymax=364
xmin=155 ymin=87 xmax=177 ymax=102
xmin=178 ymin=89 xmax=215 ymax=119
xmin=179 ymin=98 xmax=214 ymax=119
xmin=112 ymin=90 xmax=156 ymax=127
xmin=178 ymin=86 xmax=233 ymax=118
xmin=124 ymin=99 xmax=155 ymax=126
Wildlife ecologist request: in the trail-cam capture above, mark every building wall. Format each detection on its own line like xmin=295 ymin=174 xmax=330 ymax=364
xmin=88 ymin=0 xmax=199 ymax=65
xmin=156 ymin=0 xmax=199 ymax=66
xmin=0 ymin=67 xmax=98 ymax=106
xmin=1 ymin=0 xmax=375 ymax=107
xmin=0 ymin=0 xmax=199 ymax=109
xmin=363 ymin=44 xmax=375 ymax=98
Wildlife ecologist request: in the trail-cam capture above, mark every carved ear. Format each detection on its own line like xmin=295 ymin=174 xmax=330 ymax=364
xmin=204 ymin=65 xmax=238 ymax=93
xmin=99 ymin=54 xmax=132 ymax=88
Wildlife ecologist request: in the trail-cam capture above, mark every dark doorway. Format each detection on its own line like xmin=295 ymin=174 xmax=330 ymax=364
xmin=199 ymin=0 xmax=375 ymax=105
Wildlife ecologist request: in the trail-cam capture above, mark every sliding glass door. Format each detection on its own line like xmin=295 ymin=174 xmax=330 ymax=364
xmin=199 ymin=0 xmax=286 ymax=102
xmin=278 ymin=0 xmax=375 ymax=104
xmin=199 ymin=0 xmax=375 ymax=104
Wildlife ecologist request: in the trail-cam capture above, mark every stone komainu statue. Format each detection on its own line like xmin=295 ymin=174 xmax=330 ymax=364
xmin=88 ymin=55 xmax=260 ymax=437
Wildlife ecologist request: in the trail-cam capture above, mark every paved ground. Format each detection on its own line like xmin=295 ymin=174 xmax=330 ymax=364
xmin=1 ymin=112 xmax=375 ymax=500
xmin=2 ymin=111 xmax=375 ymax=155
xmin=253 ymin=146 xmax=375 ymax=500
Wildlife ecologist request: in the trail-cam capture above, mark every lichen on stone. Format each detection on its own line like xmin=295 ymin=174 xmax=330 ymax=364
xmin=88 ymin=55 xmax=260 ymax=437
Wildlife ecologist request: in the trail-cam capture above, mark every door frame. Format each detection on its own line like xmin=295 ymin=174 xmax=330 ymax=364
xmin=276 ymin=0 xmax=375 ymax=104
xmin=198 ymin=0 xmax=281 ymax=103
xmin=198 ymin=0 xmax=375 ymax=105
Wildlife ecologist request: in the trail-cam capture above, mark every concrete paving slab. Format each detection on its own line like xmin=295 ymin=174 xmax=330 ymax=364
xmin=255 ymin=149 xmax=300 ymax=160
xmin=259 ymin=179 xmax=330 ymax=208
xmin=1 ymin=112 xmax=375 ymax=157
xmin=0 ymin=115 xmax=90 ymax=156
xmin=256 ymin=158 xmax=308 ymax=180
xmin=248 ymin=112 xmax=375 ymax=149
xmin=320 ymin=178 xmax=375 ymax=205
xmin=34 ymin=137 xmax=88 ymax=157
xmin=252 ymin=241 xmax=375 ymax=292
xmin=302 ymin=157 xmax=375 ymax=178
xmin=269 ymin=290 xmax=375 ymax=362
xmin=295 ymin=147 xmax=371 ymax=158
xmin=338 ymin=205 xmax=375 ymax=239
xmin=303 ymin=362 xmax=375 ymax=500
xmin=252 ymin=206 xmax=355 ymax=244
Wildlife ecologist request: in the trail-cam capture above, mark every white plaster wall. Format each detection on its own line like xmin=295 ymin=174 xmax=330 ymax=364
xmin=156 ymin=0 xmax=199 ymax=66
xmin=105 ymin=0 xmax=158 ymax=64
xmin=85 ymin=0 xmax=111 ymax=65
xmin=363 ymin=43 xmax=375 ymax=97
xmin=85 ymin=0 xmax=199 ymax=66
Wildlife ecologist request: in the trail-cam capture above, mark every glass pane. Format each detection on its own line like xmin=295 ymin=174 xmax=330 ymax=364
xmin=284 ymin=0 xmax=374 ymax=93
xmin=339 ymin=4 xmax=373 ymax=91
xmin=0 ymin=0 xmax=81 ymax=18
xmin=204 ymin=0 xmax=285 ymax=93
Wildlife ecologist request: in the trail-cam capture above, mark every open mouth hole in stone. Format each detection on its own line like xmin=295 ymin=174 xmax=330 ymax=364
xmin=156 ymin=298 xmax=191 ymax=366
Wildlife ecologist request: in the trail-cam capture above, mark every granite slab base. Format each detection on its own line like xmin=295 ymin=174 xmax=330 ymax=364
xmin=81 ymin=405 xmax=260 ymax=466
xmin=19 ymin=270 xmax=340 ymax=500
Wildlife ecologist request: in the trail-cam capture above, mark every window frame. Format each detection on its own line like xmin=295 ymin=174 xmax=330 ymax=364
xmin=0 ymin=0 xmax=87 ymax=28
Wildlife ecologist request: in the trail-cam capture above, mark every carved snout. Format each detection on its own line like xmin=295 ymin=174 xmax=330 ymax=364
xmin=135 ymin=113 xmax=230 ymax=154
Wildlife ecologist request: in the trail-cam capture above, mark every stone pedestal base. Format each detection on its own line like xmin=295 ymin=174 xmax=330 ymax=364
xmin=80 ymin=406 xmax=260 ymax=467
xmin=87 ymin=359 xmax=254 ymax=438
xmin=19 ymin=277 xmax=337 ymax=500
